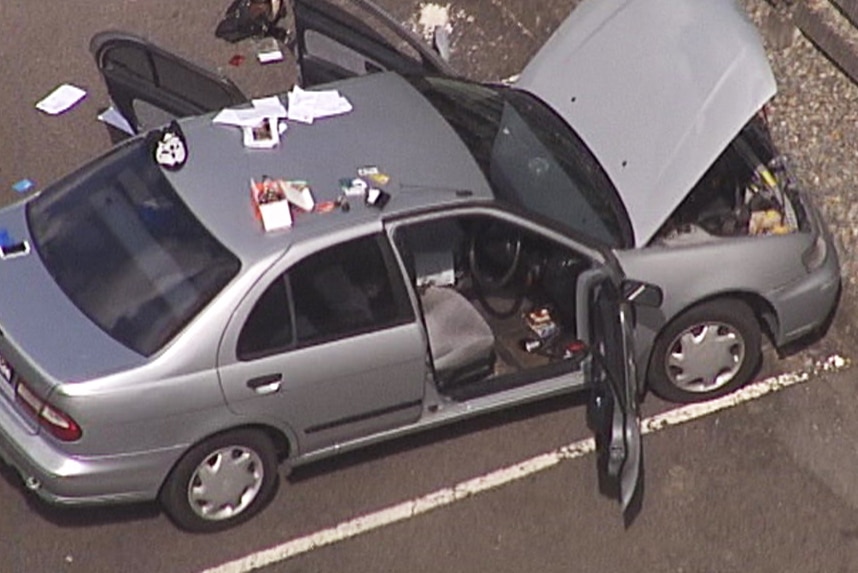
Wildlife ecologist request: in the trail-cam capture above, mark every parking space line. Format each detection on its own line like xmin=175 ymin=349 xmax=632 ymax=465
xmin=200 ymin=355 xmax=847 ymax=573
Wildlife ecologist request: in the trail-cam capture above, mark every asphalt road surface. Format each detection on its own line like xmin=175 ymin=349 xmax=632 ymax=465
xmin=1 ymin=1 xmax=857 ymax=572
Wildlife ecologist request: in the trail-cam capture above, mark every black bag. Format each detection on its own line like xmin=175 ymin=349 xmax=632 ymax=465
xmin=215 ymin=0 xmax=285 ymax=43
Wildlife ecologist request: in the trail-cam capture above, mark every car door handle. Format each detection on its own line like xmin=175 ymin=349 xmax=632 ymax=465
xmin=246 ymin=374 xmax=283 ymax=395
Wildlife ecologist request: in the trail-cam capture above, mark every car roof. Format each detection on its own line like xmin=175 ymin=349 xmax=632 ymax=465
xmin=517 ymin=0 xmax=777 ymax=247
xmin=163 ymin=72 xmax=494 ymax=263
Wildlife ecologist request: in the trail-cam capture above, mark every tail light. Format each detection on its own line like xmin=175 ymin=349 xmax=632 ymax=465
xmin=15 ymin=379 xmax=82 ymax=442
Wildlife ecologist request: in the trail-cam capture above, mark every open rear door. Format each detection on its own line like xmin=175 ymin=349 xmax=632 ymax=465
xmin=293 ymin=0 xmax=454 ymax=87
xmin=90 ymin=31 xmax=248 ymax=134
xmin=577 ymin=269 xmax=643 ymax=515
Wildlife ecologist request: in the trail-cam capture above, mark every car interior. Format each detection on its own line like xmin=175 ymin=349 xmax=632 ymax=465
xmin=394 ymin=214 xmax=593 ymax=401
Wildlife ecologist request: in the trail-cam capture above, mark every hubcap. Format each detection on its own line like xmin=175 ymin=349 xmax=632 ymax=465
xmin=187 ymin=445 xmax=265 ymax=521
xmin=665 ymin=321 xmax=745 ymax=393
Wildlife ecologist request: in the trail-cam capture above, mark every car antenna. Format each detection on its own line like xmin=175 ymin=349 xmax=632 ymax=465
xmin=399 ymin=183 xmax=473 ymax=197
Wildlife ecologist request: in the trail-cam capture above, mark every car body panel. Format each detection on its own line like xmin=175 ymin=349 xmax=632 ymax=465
xmin=615 ymin=193 xmax=841 ymax=377
xmin=517 ymin=0 xmax=777 ymax=247
xmin=0 ymin=196 xmax=644 ymax=511
xmin=163 ymin=72 xmax=494 ymax=263
xmin=216 ymin=225 xmax=428 ymax=455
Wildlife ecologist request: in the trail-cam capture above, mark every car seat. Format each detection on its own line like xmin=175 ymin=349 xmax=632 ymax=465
xmin=420 ymin=285 xmax=495 ymax=389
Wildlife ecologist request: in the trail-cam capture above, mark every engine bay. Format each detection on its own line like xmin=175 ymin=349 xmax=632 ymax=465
xmin=654 ymin=115 xmax=807 ymax=246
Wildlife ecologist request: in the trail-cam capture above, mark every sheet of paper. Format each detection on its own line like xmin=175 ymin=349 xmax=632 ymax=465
xmin=255 ymin=38 xmax=284 ymax=64
xmin=97 ymin=106 xmax=135 ymax=135
xmin=213 ymin=97 xmax=287 ymax=127
xmin=251 ymin=96 xmax=287 ymax=117
xmin=287 ymin=86 xmax=352 ymax=124
xmin=36 ymin=84 xmax=87 ymax=115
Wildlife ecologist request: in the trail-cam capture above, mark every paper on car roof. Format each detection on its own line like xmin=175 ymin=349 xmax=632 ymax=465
xmin=286 ymin=86 xmax=353 ymax=124
xmin=213 ymin=96 xmax=287 ymax=127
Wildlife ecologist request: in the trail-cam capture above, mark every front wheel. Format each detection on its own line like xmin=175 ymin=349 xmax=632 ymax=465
xmin=160 ymin=429 xmax=279 ymax=532
xmin=648 ymin=299 xmax=761 ymax=403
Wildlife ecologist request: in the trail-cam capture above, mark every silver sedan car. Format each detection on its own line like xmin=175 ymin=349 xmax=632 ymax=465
xmin=0 ymin=0 xmax=839 ymax=532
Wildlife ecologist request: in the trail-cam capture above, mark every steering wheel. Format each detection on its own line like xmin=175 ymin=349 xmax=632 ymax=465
xmin=468 ymin=223 xmax=526 ymax=317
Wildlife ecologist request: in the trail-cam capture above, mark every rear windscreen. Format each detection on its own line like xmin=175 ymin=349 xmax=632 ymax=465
xmin=27 ymin=140 xmax=240 ymax=356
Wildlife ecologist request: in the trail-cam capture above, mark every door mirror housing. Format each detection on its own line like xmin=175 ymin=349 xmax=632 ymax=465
xmin=622 ymin=280 xmax=663 ymax=308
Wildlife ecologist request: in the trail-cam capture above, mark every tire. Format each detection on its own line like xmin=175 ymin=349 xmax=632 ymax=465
xmin=159 ymin=429 xmax=279 ymax=532
xmin=648 ymin=299 xmax=761 ymax=403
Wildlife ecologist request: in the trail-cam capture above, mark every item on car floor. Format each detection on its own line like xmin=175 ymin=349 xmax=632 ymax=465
xmin=525 ymin=307 xmax=559 ymax=340
xmin=521 ymin=307 xmax=562 ymax=355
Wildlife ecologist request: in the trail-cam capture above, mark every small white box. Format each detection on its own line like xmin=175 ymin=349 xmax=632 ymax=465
xmin=251 ymin=178 xmax=292 ymax=231
xmin=258 ymin=200 xmax=293 ymax=231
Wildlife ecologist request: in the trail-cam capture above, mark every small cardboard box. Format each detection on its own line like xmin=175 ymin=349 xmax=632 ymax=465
xmin=251 ymin=178 xmax=292 ymax=231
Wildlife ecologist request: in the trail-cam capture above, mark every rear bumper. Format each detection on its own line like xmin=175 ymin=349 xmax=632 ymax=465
xmin=0 ymin=397 xmax=184 ymax=506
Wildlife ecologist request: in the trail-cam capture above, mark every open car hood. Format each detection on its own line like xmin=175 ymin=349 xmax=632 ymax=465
xmin=517 ymin=0 xmax=776 ymax=247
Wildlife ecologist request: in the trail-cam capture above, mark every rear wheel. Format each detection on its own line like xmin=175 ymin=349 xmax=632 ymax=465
xmin=648 ymin=299 xmax=761 ymax=403
xmin=160 ymin=429 xmax=279 ymax=532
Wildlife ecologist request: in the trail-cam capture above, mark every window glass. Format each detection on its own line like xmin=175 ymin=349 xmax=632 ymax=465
xmin=150 ymin=51 xmax=241 ymax=111
xmin=407 ymin=76 xmax=632 ymax=248
xmin=290 ymin=235 xmax=412 ymax=346
xmin=237 ymin=277 xmax=292 ymax=360
xmin=105 ymin=45 xmax=155 ymax=82
xmin=27 ymin=140 xmax=240 ymax=356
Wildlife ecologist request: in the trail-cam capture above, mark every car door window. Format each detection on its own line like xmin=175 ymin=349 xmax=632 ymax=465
xmin=238 ymin=234 xmax=412 ymax=360
xmin=237 ymin=276 xmax=292 ymax=360
xmin=293 ymin=0 xmax=451 ymax=87
xmin=291 ymin=235 xmax=412 ymax=346
xmin=90 ymin=32 xmax=247 ymax=133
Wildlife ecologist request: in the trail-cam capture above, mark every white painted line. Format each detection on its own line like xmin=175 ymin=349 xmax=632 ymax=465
xmin=200 ymin=355 xmax=848 ymax=573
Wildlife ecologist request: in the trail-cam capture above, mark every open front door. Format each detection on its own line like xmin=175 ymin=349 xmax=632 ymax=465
xmin=90 ymin=32 xmax=248 ymax=134
xmin=293 ymin=0 xmax=454 ymax=87
xmin=578 ymin=269 xmax=643 ymax=514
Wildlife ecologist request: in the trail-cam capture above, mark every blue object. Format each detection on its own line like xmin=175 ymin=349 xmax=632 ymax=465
xmin=12 ymin=179 xmax=34 ymax=193
xmin=0 ymin=229 xmax=11 ymax=247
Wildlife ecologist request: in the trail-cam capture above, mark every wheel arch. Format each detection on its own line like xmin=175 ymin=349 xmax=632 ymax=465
xmin=640 ymin=290 xmax=778 ymax=393
xmin=157 ymin=422 xmax=295 ymax=496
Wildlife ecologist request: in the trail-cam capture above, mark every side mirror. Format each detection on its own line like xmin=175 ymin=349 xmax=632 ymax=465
xmin=622 ymin=281 xmax=663 ymax=308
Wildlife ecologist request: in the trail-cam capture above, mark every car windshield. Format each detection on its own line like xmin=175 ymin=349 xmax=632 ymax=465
xmin=408 ymin=76 xmax=632 ymax=248
xmin=27 ymin=139 xmax=240 ymax=356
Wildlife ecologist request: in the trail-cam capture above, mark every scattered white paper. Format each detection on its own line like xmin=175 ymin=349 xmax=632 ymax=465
xmin=251 ymin=96 xmax=287 ymax=117
xmin=259 ymin=51 xmax=284 ymax=64
xmin=213 ymin=96 xmax=287 ymax=128
xmin=255 ymin=38 xmax=284 ymax=64
xmin=287 ymin=86 xmax=353 ymax=124
xmin=36 ymin=84 xmax=86 ymax=115
xmin=97 ymin=106 xmax=134 ymax=135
